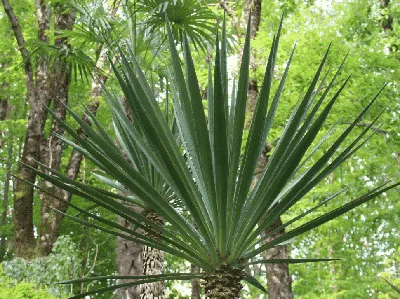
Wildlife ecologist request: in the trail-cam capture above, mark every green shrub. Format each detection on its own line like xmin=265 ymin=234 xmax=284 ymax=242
xmin=1 ymin=235 xmax=79 ymax=297
xmin=0 ymin=265 xmax=58 ymax=299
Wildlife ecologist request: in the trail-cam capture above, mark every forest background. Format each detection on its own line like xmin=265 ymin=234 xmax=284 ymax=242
xmin=0 ymin=0 xmax=399 ymax=298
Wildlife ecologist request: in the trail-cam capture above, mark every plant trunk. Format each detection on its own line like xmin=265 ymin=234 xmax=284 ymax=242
xmin=0 ymin=147 xmax=12 ymax=261
xmin=191 ymin=264 xmax=201 ymax=299
xmin=203 ymin=266 xmax=245 ymax=299
xmin=117 ymin=98 xmax=165 ymax=298
xmin=263 ymin=218 xmax=293 ymax=299
xmin=117 ymin=206 xmax=144 ymax=299
xmin=117 ymin=209 xmax=165 ymax=299
xmin=140 ymin=210 xmax=165 ymax=298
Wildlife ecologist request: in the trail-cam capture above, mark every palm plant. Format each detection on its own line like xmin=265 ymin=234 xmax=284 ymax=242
xmin=31 ymin=15 xmax=399 ymax=298
xmin=137 ymin=0 xmax=216 ymax=52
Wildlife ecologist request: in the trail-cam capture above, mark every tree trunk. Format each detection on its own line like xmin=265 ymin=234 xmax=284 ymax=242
xmin=203 ymin=266 xmax=245 ymax=299
xmin=2 ymin=0 xmax=48 ymax=259
xmin=3 ymin=0 xmax=116 ymax=258
xmin=0 ymin=95 xmax=11 ymax=261
xmin=117 ymin=206 xmax=144 ymax=299
xmin=0 ymin=83 xmax=8 ymax=148
xmin=117 ymin=96 xmax=166 ymax=299
xmin=239 ymin=1 xmax=293 ymax=297
xmin=191 ymin=264 xmax=201 ymax=299
xmin=263 ymin=218 xmax=293 ymax=299
xmin=0 ymin=144 xmax=12 ymax=261
xmin=140 ymin=210 xmax=165 ymax=298
xmin=36 ymin=2 xmax=118 ymax=256
xmin=37 ymin=2 xmax=76 ymax=256
xmin=117 ymin=208 xmax=165 ymax=299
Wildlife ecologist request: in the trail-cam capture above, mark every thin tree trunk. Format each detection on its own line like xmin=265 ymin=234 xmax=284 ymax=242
xmin=117 ymin=209 xmax=144 ymax=299
xmin=328 ymin=224 xmax=337 ymax=293
xmin=0 ymin=145 xmax=12 ymax=261
xmin=243 ymin=1 xmax=293 ymax=297
xmin=0 ymin=96 xmax=11 ymax=261
xmin=0 ymin=80 xmax=8 ymax=149
xmin=327 ymin=170 xmax=338 ymax=294
xmin=263 ymin=217 xmax=293 ymax=298
xmin=117 ymin=99 xmax=165 ymax=299
xmin=191 ymin=264 xmax=201 ymax=299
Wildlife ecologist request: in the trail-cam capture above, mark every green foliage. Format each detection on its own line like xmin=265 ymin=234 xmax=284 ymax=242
xmin=382 ymin=277 xmax=400 ymax=295
xmin=32 ymin=10 xmax=400 ymax=297
xmin=2 ymin=235 xmax=80 ymax=297
xmin=249 ymin=1 xmax=400 ymax=296
xmin=137 ymin=0 xmax=217 ymax=52
xmin=0 ymin=265 xmax=60 ymax=299
xmin=1 ymin=0 xmax=399 ymax=297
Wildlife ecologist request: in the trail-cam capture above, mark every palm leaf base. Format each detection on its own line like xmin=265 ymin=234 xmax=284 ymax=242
xmin=203 ymin=266 xmax=245 ymax=298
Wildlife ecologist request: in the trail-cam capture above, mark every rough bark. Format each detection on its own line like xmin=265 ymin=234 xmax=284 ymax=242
xmin=245 ymin=0 xmax=262 ymax=37
xmin=117 ymin=208 xmax=144 ymax=299
xmin=37 ymin=1 xmax=118 ymax=255
xmin=117 ymin=208 xmax=165 ymax=299
xmin=263 ymin=218 xmax=293 ymax=299
xmin=140 ymin=211 xmax=165 ymax=298
xmin=2 ymin=0 xmax=45 ymax=258
xmin=117 ymin=95 xmax=165 ymax=299
xmin=203 ymin=266 xmax=245 ymax=299
xmin=191 ymin=264 xmax=201 ymax=299
xmin=37 ymin=2 xmax=76 ymax=256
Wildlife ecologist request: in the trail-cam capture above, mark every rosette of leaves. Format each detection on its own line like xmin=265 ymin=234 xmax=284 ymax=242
xmin=32 ymin=15 xmax=399 ymax=299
